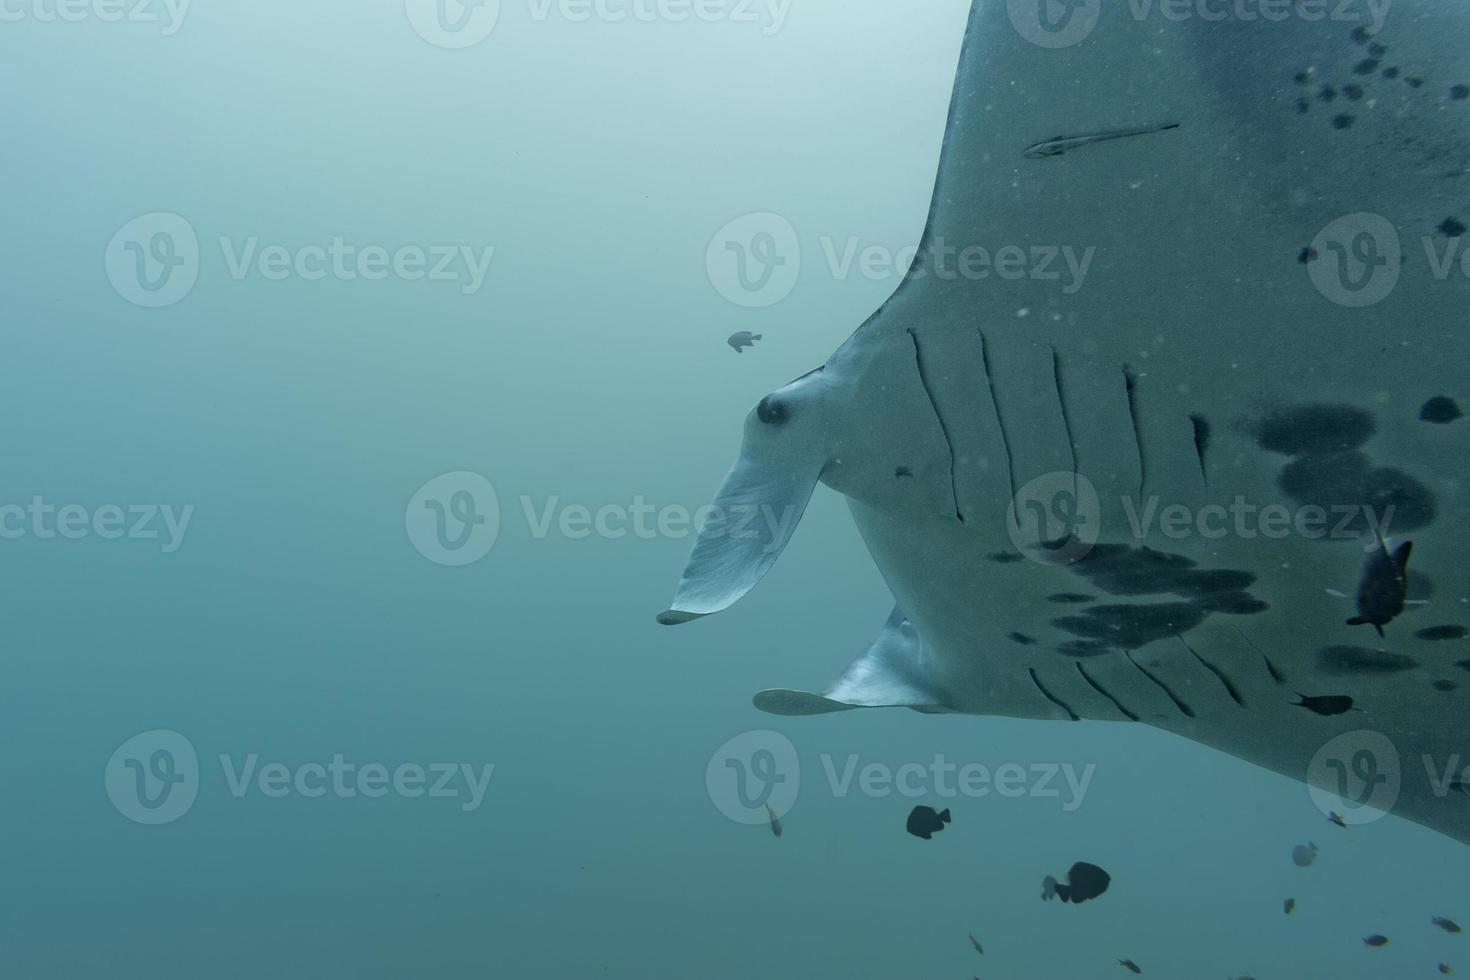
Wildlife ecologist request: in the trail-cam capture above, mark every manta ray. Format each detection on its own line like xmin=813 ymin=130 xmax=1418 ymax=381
xmin=661 ymin=0 xmax=1470 ymax=845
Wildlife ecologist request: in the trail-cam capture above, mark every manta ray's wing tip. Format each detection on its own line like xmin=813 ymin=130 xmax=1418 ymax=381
xmin=752 ymin=689 xmax=859 ymax=716
xmin=656 ymin=609 xmax=706 ymax=626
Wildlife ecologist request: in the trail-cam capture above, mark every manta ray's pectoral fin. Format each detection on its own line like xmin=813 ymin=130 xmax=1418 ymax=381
xmin=753 ymin=605 xmax=950 ymax=715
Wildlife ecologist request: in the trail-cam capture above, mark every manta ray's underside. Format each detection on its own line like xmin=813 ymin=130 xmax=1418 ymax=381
xmin=661 ymin=0 xmax=1470 ymax=845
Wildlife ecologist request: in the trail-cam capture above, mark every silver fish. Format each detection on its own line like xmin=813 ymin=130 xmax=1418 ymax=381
xmin=1023 ymin=123 xmax=1179 ymax=158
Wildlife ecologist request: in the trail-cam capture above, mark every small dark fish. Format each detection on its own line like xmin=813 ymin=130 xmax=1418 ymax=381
xmin=1421 ymin=396 xmax=1464 ymax=423
xmin=1441 ymin=964 xmax=1454 ymax=975
xmin=894 ymin=466 xmax=913 ymax=479
xmin=1023 ymin=122 xmax=1180 ymax=159
xmin=906 ymin=805 xmax=951 ymax=840
xmin=766 ymin=804 xmax=782 ymax=838
xmin=1347 ymin=538 xmax=1413 ymax=636
xmin=968 ymin=933 xmax=984 ymax=955
xmin=1285 ymin=898 xmax=1297 ymax=915
xmin=1329 ymin=811 xmax=1348 ymax=828
xmin=1364 ymin=934 xmax=1391 ymax=947
xmin=1434 ymin=916 xmax=1463 ymax=933
xmin=1042 ymin=862 xmax=1112 ymax=904
xmin=1292 ymin=693 xmax=1355 ymax=716
xmin=1119 ymin=959 xmax=1143 ymax=974
xmin=727 ymin=331 xmax=762 ymax=354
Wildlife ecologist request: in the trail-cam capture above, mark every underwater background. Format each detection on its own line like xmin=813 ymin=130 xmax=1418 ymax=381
xmin=2 ymin=1 xmax=1468 ymax=976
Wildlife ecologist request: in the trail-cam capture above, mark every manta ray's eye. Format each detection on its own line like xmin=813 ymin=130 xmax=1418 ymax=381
xmin=756 ymin=396 xmax=787 ymax=426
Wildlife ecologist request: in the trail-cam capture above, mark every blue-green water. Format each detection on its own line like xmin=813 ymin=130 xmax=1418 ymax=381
xmin=3 ymin=2 xmax=1468 ymax=977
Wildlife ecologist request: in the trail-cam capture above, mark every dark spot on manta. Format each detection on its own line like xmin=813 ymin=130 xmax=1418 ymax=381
xmin=1342 ymin=84 xmax=1364 ymax=101
xmin=1318 ymin=85 xmax=1337 ymax=102
xmin=1254 ymin=404 xmax=1375 ymax=455
xmin=1277 ymin=452 xmax=1436 ymax=533
xmin=1054 ymin=602 xmax=1208 ymax=650
xmin=1194 ymin=592 xmax=1271 ymax=615
xmin=1294 ymin=70 xmax=1311 ymax=84
xmin=1453 ymin=85 xmax=1470 ymax=100
xmin=1057 ymin=639 xmax=1113 ymax=657
xmin=1434 ymin=679 xmax=1459 ymax=692
xmin=1439 ymin=217 xmax=1467 ymax=238
xmin=1333 ymin=114 xmax=1356 ymax=130
xmin=1457 ymin=659 xmax=1470 ymax=672
xmin=1420 ymin=396 xmax=1463 ymax=423
xmin=1171 ymin=568 xmax=1257 ymax=595
xmin=1352 ymin=59 xmax=1380 ymax=75
xmin=1367 ymin=41 xmax=1386 ymax=56
xmin=1048 ymin=593 xmax=1095 ymax=604
xmin=1350 ymin=25 xmax=1370 ymax=43
xmin=988 ymin=551 xmax=1023 ymax=564
xmin=1296 ymin=98 xmax=1311 ymax=114
xmin=1406 ymin=76 xmax=1424 ymax=89
xmin=894 ymin=466 xmax=913 ymax=478
xmin=1298 ymin=246 xmax=1318 ymax=263
xmin=1317 ymin=645 xmax=1419 ymax=675
xmin=1070 ymin=544 xmax=1258 ymax=598
xmin=756 ymin=396 xmax=786 ymax=426
xmin=1417 ymin=625 xmax=1469 ymax=641
xmin=1009 ymin=632 xmax=1037 ymax=646
xmin=1382 ymin=66 xmax=1400 ymax=79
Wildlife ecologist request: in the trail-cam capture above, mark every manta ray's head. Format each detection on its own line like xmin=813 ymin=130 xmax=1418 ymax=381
xmin=655 ymin=366 xmax=833 ymax=626
xmin=658 ymin=329 xmax=968 ymax=626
